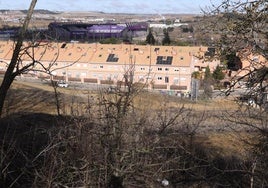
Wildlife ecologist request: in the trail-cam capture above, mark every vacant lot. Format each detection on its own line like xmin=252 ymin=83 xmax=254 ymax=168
xmin=2 ymin=79 xmax=254 ymax=156
xmin=1 ymin=79 xmax=267 ymax=187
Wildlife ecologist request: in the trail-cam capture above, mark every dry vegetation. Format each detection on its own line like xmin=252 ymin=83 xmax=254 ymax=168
xmin=4 ymin=80 xmax=248 ymax=155
xmin=1 ymin=78 xmax=267 ymax=187
xmin=1 ymin=71 xmax=266 ymax=186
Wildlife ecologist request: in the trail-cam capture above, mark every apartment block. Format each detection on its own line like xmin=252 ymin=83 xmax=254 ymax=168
xmin=0 ymin=40 xmax=219 ymax=92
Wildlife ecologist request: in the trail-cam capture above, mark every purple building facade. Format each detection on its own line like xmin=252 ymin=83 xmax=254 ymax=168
xmin=87 ymin=24 xmax=125 ymax=39
xmin=48 ymin=22 xmax=148 ymax=42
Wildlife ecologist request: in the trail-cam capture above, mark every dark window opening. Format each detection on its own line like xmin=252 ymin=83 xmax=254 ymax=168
xmin=61 ymin=43 xmax=67 ymax=48
xmin=165 ymin=77 xmax=169 ymax=83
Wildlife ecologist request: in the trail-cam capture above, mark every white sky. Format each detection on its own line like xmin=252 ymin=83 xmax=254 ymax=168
xmin=0 ymin=0 xmax=223 ymax=14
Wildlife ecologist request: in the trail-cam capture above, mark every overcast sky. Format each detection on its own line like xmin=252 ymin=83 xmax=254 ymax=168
xmin=0 ymin=0 xmax=223 ymax=14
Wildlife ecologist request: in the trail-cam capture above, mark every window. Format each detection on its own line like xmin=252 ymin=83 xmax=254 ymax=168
xmin=180 ymin=57 xmax=184 ymax=60
xmin=100 ymin=65 xmax=103 ymax=68
xmin=141 ymin=67 xmax=145 ymax=70
xmin=158 ymin=68 xmax=162 ymax=71
xmin=99 ymin=54 xmax=102 ymax=57
xmin=174 ymin=69 xmax=179 ymax=72
xmin=173 ymin=78 xmax=179 ymax=84
xmin=61 ymin=43 xmax=67 ymax=48
xmin=157 ymin=77 xmax=162 ymax=80
xmin=165 ymin=68 xmax=169 ymax=71
xmin=165 ymin=77 xmax=169 ymax=83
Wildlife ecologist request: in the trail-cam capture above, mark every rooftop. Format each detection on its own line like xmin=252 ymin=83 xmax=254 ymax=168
xmin=0 ymin=41 xmax=207 ymax=67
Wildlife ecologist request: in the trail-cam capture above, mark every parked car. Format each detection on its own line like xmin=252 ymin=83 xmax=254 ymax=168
xmin=57 ymin=80 xmax=68 ymax=88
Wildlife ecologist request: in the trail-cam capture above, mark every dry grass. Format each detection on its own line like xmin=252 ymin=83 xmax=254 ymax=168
xmin=2 ymin=79 xmax=254 ymax=158
xmin=206 ymin=132 xmax=252 ymax=158
xmin=134 ymin=91 xmax=239 ymax=112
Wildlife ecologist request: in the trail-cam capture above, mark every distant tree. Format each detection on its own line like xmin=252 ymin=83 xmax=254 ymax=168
xmin=100 ymin=37 xmax=121 ymax=44
xmin=182 ymin=26 xmax=194 ymax=33
xmin=204 ymin=66 xmax=212 ymax=80
xmin=165 ymin=19 xmax=172 ymax=25
xmin=145 ymin=28 xmax=155 ymax=45
xmin=192 ymin=71 xmax=201 ymax=79
xmin=162 ymin=29 xmax=171 ymax=45
xmin=212 ymin=65 xmax=225 ymax=81
xmin=204 ymin=0 xmax=267 ymax=96
xmin=203 ymin=66 xmax=213 ymax=98
xmin=174 ymin=40 xmax=191 ymax=46
xmin=166 ymin=27 xmax=174 ymax=32
xmin=223 ymin=52 xmax=243 ymax=71
xmin=0 ymin=0 xmax=37 ymax=117
xmin=206 ymin=1 xmax=268 ymax=187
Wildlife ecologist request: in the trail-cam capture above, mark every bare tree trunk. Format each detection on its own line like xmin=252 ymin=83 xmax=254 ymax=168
xmin=0 ymin=0 xmax=37 ymax=117
xmin=51 ymin=79 xmax=61 ymax=116
xmin=250 ymin=158 xmax=257 ymax=188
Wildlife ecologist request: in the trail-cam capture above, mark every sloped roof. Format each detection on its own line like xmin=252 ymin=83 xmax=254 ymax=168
xmin=0 ymin=40 xmax=207 ymax=68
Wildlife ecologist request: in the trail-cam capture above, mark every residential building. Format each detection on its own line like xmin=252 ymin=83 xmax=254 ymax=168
xmin=0 ymin=40 xmax=219 ymax=93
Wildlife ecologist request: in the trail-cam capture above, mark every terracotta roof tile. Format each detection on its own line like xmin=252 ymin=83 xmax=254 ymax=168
xmin=0 ymin=41 xmax=208 ymax=68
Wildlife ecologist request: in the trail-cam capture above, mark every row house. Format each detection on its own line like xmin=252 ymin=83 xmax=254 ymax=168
xmin=0 ymin=40 xmax=218 ymax=92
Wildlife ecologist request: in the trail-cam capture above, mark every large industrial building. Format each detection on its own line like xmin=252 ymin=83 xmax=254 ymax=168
xmin=0 ymin=22 xmax=148 ymax=42
xmin=48 ymin=22 xmax=148 ymax=42
xmin=0 ymin=40 xmax=219 ymax=93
